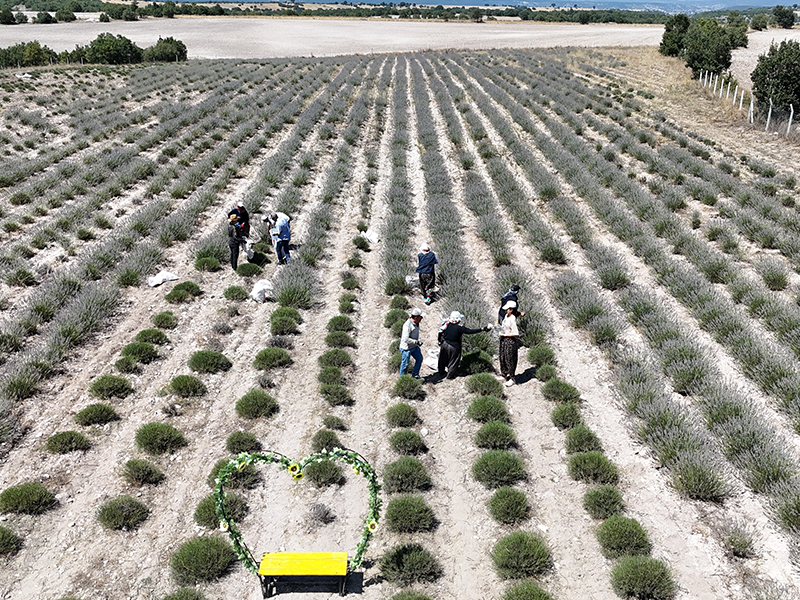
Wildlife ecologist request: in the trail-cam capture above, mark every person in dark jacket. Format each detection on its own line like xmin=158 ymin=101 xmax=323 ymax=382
xmin=437 ymin=311 xmax=491 ymax=379
xmin=416 ymin=243 xmax=438 ymax=305
xmin=228 ymin=214 xmax=245 ymax=270
xmin=227 ymin=201 xmax=250 ymax=237
xmin=498 ymin=284 xmax=520 ymax=324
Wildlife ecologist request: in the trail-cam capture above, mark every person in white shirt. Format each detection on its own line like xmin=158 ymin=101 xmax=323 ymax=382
xmin=399 ymin=307 xmax=424 ymax=379
xmin=499 ymin=300 xmax=525 ymax=387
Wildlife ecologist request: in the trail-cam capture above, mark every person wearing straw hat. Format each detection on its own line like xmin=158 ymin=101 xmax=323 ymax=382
xmin=416 ymin=243 xmax=438 ymax=305
xmin=399 ymin=307 xmax=425 ymax=379
xmin=437 ymin=311 xmax=491 ymax=380
xmin=499 ymin=300 xmax=525 ymax=387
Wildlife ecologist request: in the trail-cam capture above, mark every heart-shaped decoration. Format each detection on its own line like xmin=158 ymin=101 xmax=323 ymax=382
xmin=213 ymin=448 xmax=381 ymax=573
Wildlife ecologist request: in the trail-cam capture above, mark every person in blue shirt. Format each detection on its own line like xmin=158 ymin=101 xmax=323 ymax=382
xmin=416 ymin=243 xmax=438 ymax=305
xmin=266 ymin=212 xmax=291 ymax=264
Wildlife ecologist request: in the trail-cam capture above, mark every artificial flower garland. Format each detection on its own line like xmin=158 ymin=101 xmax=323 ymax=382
xmin=213 ymin=448 xmax=381 ymax=572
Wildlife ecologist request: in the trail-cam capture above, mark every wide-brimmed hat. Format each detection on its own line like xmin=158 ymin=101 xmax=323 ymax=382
xmin=449 ymin=311 xmax=462 ymax=322
xmin=502 ymin=301 xmax=517 ymax=310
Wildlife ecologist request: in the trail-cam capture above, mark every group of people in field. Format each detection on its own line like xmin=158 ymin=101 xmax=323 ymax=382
xmin=401 ymin=243 xmax=525 ymax=386
xmin=227 ymin=201 xmax=291 ymax=270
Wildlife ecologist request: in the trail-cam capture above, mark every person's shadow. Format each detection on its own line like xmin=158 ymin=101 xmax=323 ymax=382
xmin=515 ymin=366 xmax=537 ymax=385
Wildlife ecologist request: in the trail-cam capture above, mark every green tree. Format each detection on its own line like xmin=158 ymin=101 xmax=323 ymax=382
xmin=142 ymin=37 xmax=187 ymax=62
xmin=0 ymin=7 xmax=14 ymax=24
xmin=99 ymin=12 xmax=110 ymax=21
xmin=750 ymin=13 xmax=768 ymax=31
xmin=751 ymin=40 xmax=800 ymax=108
xmin=162 ymin=1 xmax=175 ymax=17
xmin=725 ymin=11 xmax=748 ymax=48
xmin=773 ymin=5 xmax=796 ymax=28
xmin=659 ymin=13 xmax=690 ymax=57
xmin=86 ymin=33 xmax=143 ymax=64
xmin=35 ymin=11 xmax=56 ymax=23
xmin=14 ymin=11 xmax=26 ymax=23
xmin=55 ymin=8 xmax=77 ymax=22
xmin=682 ymin=18 xmax=732 ymax=78
xmin=470 ymin=7 xmax=482 ymax=22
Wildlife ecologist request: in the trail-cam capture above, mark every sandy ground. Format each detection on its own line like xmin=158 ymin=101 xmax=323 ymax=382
xmin=0 ymin=19 xmax=664 ymax=58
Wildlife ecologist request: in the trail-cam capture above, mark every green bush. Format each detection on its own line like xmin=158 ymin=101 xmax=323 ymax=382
xmin=318 ymin=366 xmax=344 ymax=385
xmin=527 ymin=345 xmax=556 ymax=369
xmin=122 ymin=459 xmax=165 ymax=486
xmin=170 ymin=536 xmax=237 ymax=585
xmin=223 ymin=285 xmax=249 ymax=301
xmin=472 ymin=450 xmax=526 ymax=489
xmin=89 ymin=374 xmax=133 ymax=399
xmin=475 ymin=421 xmax=516 ymax=449
xmin=610 ymin=556 xmax=676 ymax=600
xmin=467 ymin=396 xmax=509 ymax=423
xmin=385 ymin=495 xmax=435 ymax=532
xmin=390 ymin=295 xmax=411 ymax=310
xmin=380 ymin=543 xmax=442 ymax=585
xmin=0 ymin=525 xmax=22 ymax=557
xmin=195 ymin=256 xmax=221 ymax=272
xmin=115 ymin=356 xmax=140 ymax=373
xmin=461 ymin=349 xmax=494 ymax=374
xmin=169 ymin=375 xmax=207 ymax=397
xmin=491 ymin=531 xmax=552 ymax=579
xmin=74 ymin=403 xmax=119 ymax=426
xmin=305 ymin=459 xmax=344 ymax=486
xmin=383 ymin=457 xmax=432 ymax=493
xmin=194 ymin=492 xmax=248 ymax=529
xmin=188 ymin=350 xmax=232 ymax=373
xmin=551 ymin=403 xmax=582 ymax=429
xmin=311 ymin=429 xmax=343 ymax=453
xmin=270 ymin=315 xmax=298 ymax=336
xmin=583 ymin=485 xmax=624 ymax=519
xmin=466 ymin=372 xmax=503 ymax=397
xmin=318 ymin=349 xmax=352 ymax=368
xmin=97 ymin=495 xmax=150 ymax=530
xmin=165 ymin=289 xmax=191 ymax=304
xmin=0 ymin=482 xmax=55 ymax=514
xmin=390 ymin=429 xmax=427 ymax=455
xmin=391 ymin=592 xmax=432 ymax=600
xmin=568 ymin=451 xmax=619 ymax=485
xmin=254 ymin=347 xmax=292 ymax=370
xmin=135 ymin=328 xmax=170 ymax=345
xmin=46 ymin=430 xmax=91 ymax=453
xmin=500 ymin=581 xmax=554 ymax=600
xmin=162 ymin=588 xmax=208 ymax=600
xmin=541 ymin=378 xmax=580 ymax=403
xmin=236 ymin=263 xmax=262 ymax=277
xmin=327 ymin=315 xmax=354 ymax=332
xmin=353 ymin=235 xmax=370 ymax=251
xmin=320 ymin=383 xmax=353 ymax=406
xmin=152 ymin=311 xmax=177 ymax=329
xmin=135 ymin=422 xmax=187 ymax=455
xmin=488 ymin=486 xmax=529 ymax=525
xmin=715 ymin=519 xmax=757 ymax=558
xmin=207 ymin=458 xmax=259 ymax=489
xmin=341 ymin=277 xmax=359 ymax=290
xmin=121 ymin=341 xmax=158 ymax=364
xmin=225 ymin=431 xmax=260 ymax=454
xmin=384 ymin=308 xmax=408 ymax=328
xmin=392 ymin=375 xmax=425 ymax=399
xmin=565 ymin=424 xmax=603 ymax=454
xmin=322 ymin=415 xmax=346 ymax=430
xmin=596 ymin=515 xmax=652 ymax=559
xmin=272 ymin=306 xmax=303 ymax=324
xmin=236 ymin=389 xmax=278 ymax=419
xmin=387 ymin=403 xmax=419 ymax=427
xmin=535 ymin=365 xmax=557 ymax=381
xmin=325 ymin=331 xmax=355 ymax=347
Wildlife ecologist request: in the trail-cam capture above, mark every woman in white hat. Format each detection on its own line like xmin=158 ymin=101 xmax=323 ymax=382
xmin=499 ymin=301 xmax=525 ymax=386
xmin=437 ymin=311 xmax=491 ymax=380
xmin=416 ymin=243 xmax=438 ymax=305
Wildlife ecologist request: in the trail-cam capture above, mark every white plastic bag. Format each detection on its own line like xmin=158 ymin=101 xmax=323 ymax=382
xmin=147 ymin=271 xmax=178 ymax=287
xmin=423 ymin=347 xmax=439 ymax=371
xmin=250 ymin=279 xmax=274 ymax=303
xmin=364 ymin=228 xmax=380 ymax=245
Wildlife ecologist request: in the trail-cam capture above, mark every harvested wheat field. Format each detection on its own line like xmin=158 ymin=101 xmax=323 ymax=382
xmin=1 ymin=42 xmax=800 ymax=600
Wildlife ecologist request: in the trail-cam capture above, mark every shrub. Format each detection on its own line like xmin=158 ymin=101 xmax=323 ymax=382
xmin=501 ymin=581 xmax=554 ymax=600
xmin=527 ymin=345 xmax=556 ymax=369
xmin=383 ymin=457 xmax=432 ymax=493
xmin=536 ymin=365 xmax=557 ymax=381
xmin=46 ymin=430 xmax=91 ymax=453
xmin=305 ymin=459 xmax=344 ymax=486
xmin=392 ymin=375 xmax=425 ymax=399
xmin=169 ymin=375 xmax=207 ymax=397
xmin=207 ymin=459 xmax=259 ymax=489
xmin=353 ymin=236 xmax=370 ymax=251
xmin=325 ymin=331 xmax=355 ymax=348
xmin=165 ymin=289 xmax=191 ymax=304
xmin=568 ymin=451 xmax=619 ymax=485
xmin=385 ymin=495 xmax=435 ymax=532
xmin=491 ymin=531 xmax=552 ymax=579
xmin=223 ymin=286 xmax=249 ymax=301
xmin=195 ymin=256 xmax=221 ymax=272
xmin=384 ymin=308 xmax=408 ymax=328
xmin=253 ymin=348 xmax=292 ymax=370
xmin=390 ymin=295 xmax=411 ymax=310
xmin=194 ymin=492 xmax=248 ymax=529
xmin=152 ymin=311 xmax=177 ymax=329
xmin=318 ymin=366 xmax=344 ymax=386
xmin=270 ymin=316 xmax=298 ymax=336
xmin=311 ymin=429 xmax=343 ymax=453
xmin=322 ymin=415 xmax=346 ymax=430
xmin=74 ymin=403 xmax=119 ymax=426
xmin=170 ymin=536 xmax=237 ymax=585
xmin=551 ymin=403 xmax=581 ymax=429
xmin=88 ymin=374 xmax=133 ymax=400
xmin=0 ymin=482 xmax=55 ymax=514
xmin=327 ymin=315 xmax=354 ymax=332
xmin=584 ymin=485 xmax=624 ymax=519
xmin=135 ymin=329 xmax=170 ymax=345
xmin=472 ymin=450 xmax=526 ymax=489
xmin=380 ymin=543 xmax=442 ymax=585
xmin=610 ymin=556 xmax=676 ymax=600
xmin=236 ymin=263 xmax=262 ymax=277
xmin=135 ymin=422 xmax=187 ymax=455
xmin=475 ymin=421 xmax=517 ymax=449
xmin=188 ymin=350 xmax=231 ymax=373
xmin=461 ymin=349 xmax=494 ymax=374
xmin=226 ymin=431 xmax=260 ymax=454
xmin=715 ymin=518 xmax=757 ymax=558
xmin=466 ymin=372 xmax=503 ymax=397
xmin=391 ymin=592 xmax=431 ymax=600
xmin=467 ymin=396 xmax=509 ymax=423
xmin=236 ymin=389 xmax=278 ymax=419
xmin=596 ymin=515 xmax=652 ymax=559
xmin=541 ymin=379 xmax=580 ymax=403
xmin=318 ymin=349 xmax=351 ymax=368
xmin=341 ymin=277 xmax=359 ymax=290
xmin=162 ymin=589 xmax=208 ymax=600
xmin=122 ymin=458 xmax=165 ymax=486
xmin=121 ymin=342 xmax=158 ymax=364
xmin=390 ymin=429 xmax=427 ymax=454
xmin=488 ymin=487 xmax=529 ymax=525
xmin=0 ymin=525 xmax=21 ymax=557
xmin=565 ymin=424 xmax=603 ymax=454
xmin=97 ymin=495 xmax=150 ymax=530
xmin=387 ymin=403 xmax=419 ymax=427
xmin=320 ymin=384 xmax=353 ymax=406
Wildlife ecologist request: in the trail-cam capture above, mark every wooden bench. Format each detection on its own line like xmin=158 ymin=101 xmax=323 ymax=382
xmin=258 ymin=552 xmax=348 ymax=598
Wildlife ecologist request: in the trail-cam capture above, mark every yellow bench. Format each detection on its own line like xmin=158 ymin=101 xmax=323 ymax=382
xmin=258 ymin=552 xmax=348 ymax=597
